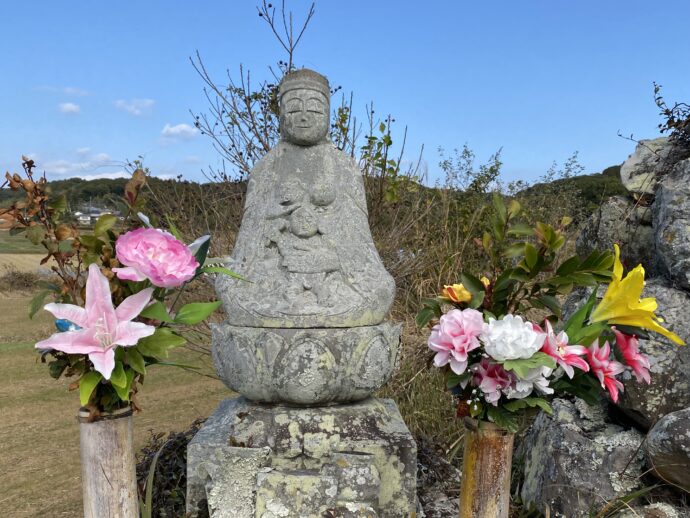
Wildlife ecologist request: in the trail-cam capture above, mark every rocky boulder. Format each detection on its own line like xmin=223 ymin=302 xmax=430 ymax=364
xmin=645 ymin=407 xmax=690 ymax=492
xmin=620 ymin=137 xmax=673 ymax=195
xmin=615 ymin=503 xmax=686 ymax=518
xmin=576 ymin=195 xmax=655 ymax=271
xmin=520 ymin=398 xmax=644 ymax=517
xmin=616 ymin=279 xmax=690 ymax=430
xmin=653 ymin=158 xmax=690 ymax=290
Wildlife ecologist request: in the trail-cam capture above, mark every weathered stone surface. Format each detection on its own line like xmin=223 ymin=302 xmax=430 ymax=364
xmin=215 ymin=72 xmax=394 ymax=329
xmin=645 ymin=407 xmax=690 ymax=491
xmin=615 ymin=503 xmax=686 ymax=518
xmin=616 ymin=279 xmax=690 ymax=430
xmin=620 ymin=137 xmax=673 ymax=195
xmin=576 ymin=195 xmax=655 ymax=271
xmin=653 ymin=158 xmax=690 ymax=290
xmin=186 ymin=397 xmax=417 ymax=517
xmin=521 ymin=398 xmax=645 ymax=517
xmin=213 ymin=322 xmax=401 ymax=405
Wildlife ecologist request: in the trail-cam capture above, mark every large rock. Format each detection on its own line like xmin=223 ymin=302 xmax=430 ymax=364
xmin=620 ymin=137 xmax=673 ymax=195
xmin=615 ymin=503 xmax=687 ymax=518
xmin=645 ymin=407 xmax=690 ymax=491
xmin=653 ymin=158 xmax=690 ymax=290
xmin=616 ymin=279 xmax=690 ymax=430
xmin=187 ymin=397 xmax=418 ymax=517
xmin=576 ymin=195 xmax=655 ymax=271
xmin=521 ymin=398 xmax=645 ymax=517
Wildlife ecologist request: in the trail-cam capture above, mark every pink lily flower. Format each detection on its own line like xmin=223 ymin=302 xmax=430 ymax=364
xmin=472 ymin=358 xmax=515 ymax=405
xmin=538 ymin=320 xmax=590 ymax=379
xmin=586 ymin=339 xmax=625 ymax=403
xmin=35 ymin=264 xmax=155 ymax=379
xmin=612 ymin=328 xmax=651 ymax=384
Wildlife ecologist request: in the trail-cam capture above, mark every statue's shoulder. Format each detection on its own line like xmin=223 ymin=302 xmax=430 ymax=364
xmin=322 ymin=143 xmax=361 ymax=176
xmin=249 ymin=146 xmax=281 ymax=177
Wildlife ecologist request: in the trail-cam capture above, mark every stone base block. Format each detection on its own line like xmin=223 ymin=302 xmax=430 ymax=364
xmin=213 ymin=322 xmax=401 ymax=405
xmin=187 ymin=397 xmax=417 ymax=517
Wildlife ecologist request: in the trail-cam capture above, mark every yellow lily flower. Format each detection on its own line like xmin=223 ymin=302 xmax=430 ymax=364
xmin=480 ymin=276 xmax=491 ymax=289
xmin=590 ymin=244 xmax=684 ymax=345
xmin=440 ymin=283 xmax=472 ymax=303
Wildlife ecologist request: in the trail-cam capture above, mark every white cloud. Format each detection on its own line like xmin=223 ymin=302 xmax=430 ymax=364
xmin=73 ymin=171 xmax=130 ymax=180
xmin=161 ymin=123 xmax=198 ymax=140
xmin=76 ymin=147 xmax=91 ymax=156
xmin=183 ymin=155 xmax=202 ymax=164
xmin=63 ymin=86 xmax=89 ymax=96
xmin=44 ymin=152 xmax=114 ymax=176
xmin=114 ymin=98 xmax=155 ymax=116
xmin=58 ymin=102 xmax=80 ymax=114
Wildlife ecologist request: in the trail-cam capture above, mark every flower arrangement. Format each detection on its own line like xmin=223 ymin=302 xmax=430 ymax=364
xmin=3 ymin=159 xmax=237 ymax=416
xmin=417 ymin=194 xmax=684 ymax=432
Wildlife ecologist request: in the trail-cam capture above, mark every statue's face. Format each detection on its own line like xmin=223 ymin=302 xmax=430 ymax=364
xmin=280 ymin=88 xmax=329 ymax=146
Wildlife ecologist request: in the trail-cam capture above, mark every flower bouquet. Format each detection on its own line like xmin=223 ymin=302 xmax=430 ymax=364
xmin=416 ymin=194 xmax=684 ymax=517
xmin=3 ymin=159 xmax=238 ymax=515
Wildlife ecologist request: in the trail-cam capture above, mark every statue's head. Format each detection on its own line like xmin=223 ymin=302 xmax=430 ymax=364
xmin=278 ymin=69 xmax=330 ymax=146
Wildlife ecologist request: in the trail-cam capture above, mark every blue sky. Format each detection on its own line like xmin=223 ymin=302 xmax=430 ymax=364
xmin=2 ymin=1 xmax=689 ymax=184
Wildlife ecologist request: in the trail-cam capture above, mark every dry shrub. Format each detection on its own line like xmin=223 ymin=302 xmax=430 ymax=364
xmin=0 ymin=264 xmax=41 ymax=292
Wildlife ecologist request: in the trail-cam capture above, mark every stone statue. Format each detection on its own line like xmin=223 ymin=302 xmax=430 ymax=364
xmin=215 ymin=69 xmax=395 ymax=328
xmin=189 ymin=69 xmax=416 ymax=517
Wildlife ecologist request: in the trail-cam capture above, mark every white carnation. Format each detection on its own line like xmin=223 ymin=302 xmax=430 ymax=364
xmin=481 ymin=314 xmax=546 ymax=361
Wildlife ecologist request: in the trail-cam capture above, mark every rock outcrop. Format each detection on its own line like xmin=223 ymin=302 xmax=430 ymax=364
xmin=645 ymin=407 xmax=690 ymax=492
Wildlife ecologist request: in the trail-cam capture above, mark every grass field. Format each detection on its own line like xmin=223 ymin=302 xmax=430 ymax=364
xmin=0 ymin=293 xmax=228 ymax=517
xmin=0 ymin=230 xmax=45 ymax=254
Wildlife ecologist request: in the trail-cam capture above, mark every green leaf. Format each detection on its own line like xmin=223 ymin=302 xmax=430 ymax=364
xmin=136 ymin=328 xmax=186 ymax=358
xmin=503 ymin=243 xmax=526 ymax=259
xmin=165 ymin=215 xmax=182 ymax=240
xmin=193 ymin=236 xmax=211 ymax=267
xmin=503 ymin=397 xmax=553 ymax=414
xmin=139 ymin=301 xmax=174 ymax=323
xmin=201 ymin=266 xmax=244 ymax=280
xmin=446 ymin=372 xmax=470 ymax=389
xmin=486 ymin=405 xmax=518 ymax=432
xmin=492 ymin=192 xmax=507 ymax=223
xmin=48 ymin=359 xmax=69 ymax=379
xmin=127 ymin=348 xmax=146 ymax=375
xmin=94 ymin=214 xmax=118 ymax=236
xmin=58 ymin=239 xmax=75 ymax=253
xmin=506 ymin=223 xmax=534 ymax=237
xmin=563 ymin=289 xmax=598 ymax=338
xmin=29 ymin=289 xmax=52 ymax=319
xmin=416 ymin=307 xmax=436 ymax=328
xmin=502 ymin=352 xmax=556 ymax=378
xmin=26 ymin=225 xmax=44 ymax=245
xmin=9 ymin=226 xmax=26 ymax=236
xmin=556 ymin=256 xmax=581 ymax=276
xmin=112 ymin=368 xmax=134 ymax=402
xmin=174 ymin=301 xmax=222 ymax=325
xmin=49 ymin=194 xmax=67 ymax=214
xmin=524 ymin=243 xmax=538 ymax=270
xmin=79 ymin=371 xmax=103 ymax=406
xmin=536 ymin=294 xmax=561 ymax=317
xmin=460 ymin=272 xmax=484 ymax=296
xmin=109 ymin=361 xmax=127 ymax=388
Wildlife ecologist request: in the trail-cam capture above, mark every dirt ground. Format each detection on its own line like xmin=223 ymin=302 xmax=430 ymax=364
xmin=0 ymin=256 xmax=229 ymax=517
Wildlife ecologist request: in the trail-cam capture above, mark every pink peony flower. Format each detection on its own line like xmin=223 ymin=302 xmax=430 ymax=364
xmin=612 ymin=328 xmax=651 ymax=384
xmin=586 ymin=339 xmax=625 ymax=403
xmin=428 ymin=308 xmax=485 ymax=375
xmin=113 ymin=228 xmax=199 ymax=288
xmin=472 ymin=358 xmax=515 ymax=405
xmin=35 ymin=264 xmax=155 ymax=379
xmin=539 ymin=319 xmax=590 ymax=379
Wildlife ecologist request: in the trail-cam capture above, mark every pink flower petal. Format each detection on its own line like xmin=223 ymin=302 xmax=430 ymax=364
xmin=35 ymin=328 xmax=101 ymax=355
xmin=85 ymin=264 xmax=117 ymax=332
xmin=112 ymin=266 xmax=148 ymax=282
xmin=115 ymin=288 xmax=154 ymax=321
xmin=89 ymin=348 xmax=116 ymax=380
xmin=43 ymin=303 xmax=88 ymax=328
xmin=114 ymin=321 xmax=156 ymax=346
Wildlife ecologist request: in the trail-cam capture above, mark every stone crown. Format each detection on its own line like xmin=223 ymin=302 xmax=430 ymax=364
xmin=279 ymin=68 xmax=330 ymax=100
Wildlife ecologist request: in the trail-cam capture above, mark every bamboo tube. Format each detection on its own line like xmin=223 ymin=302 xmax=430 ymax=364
xmin=79 ymin=407 xmax=138 ymax=518
xmin=459 ymin=417 xmax=514 ymax=518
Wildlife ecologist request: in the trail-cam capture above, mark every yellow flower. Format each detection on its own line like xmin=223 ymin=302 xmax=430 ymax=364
xmin=590 ymin=244 xmax=684 ymax=345
xmin=440 ymin=283 xmax=472 ymax=303
xmin=480 ymin=276 xmax=491 ymax=289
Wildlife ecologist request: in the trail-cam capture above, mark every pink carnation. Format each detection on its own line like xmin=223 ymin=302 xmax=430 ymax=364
xmin=113 ymin=228 xmax=198 ymax=288
xmin=428 ymin=308 xmax=485 ymax=375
